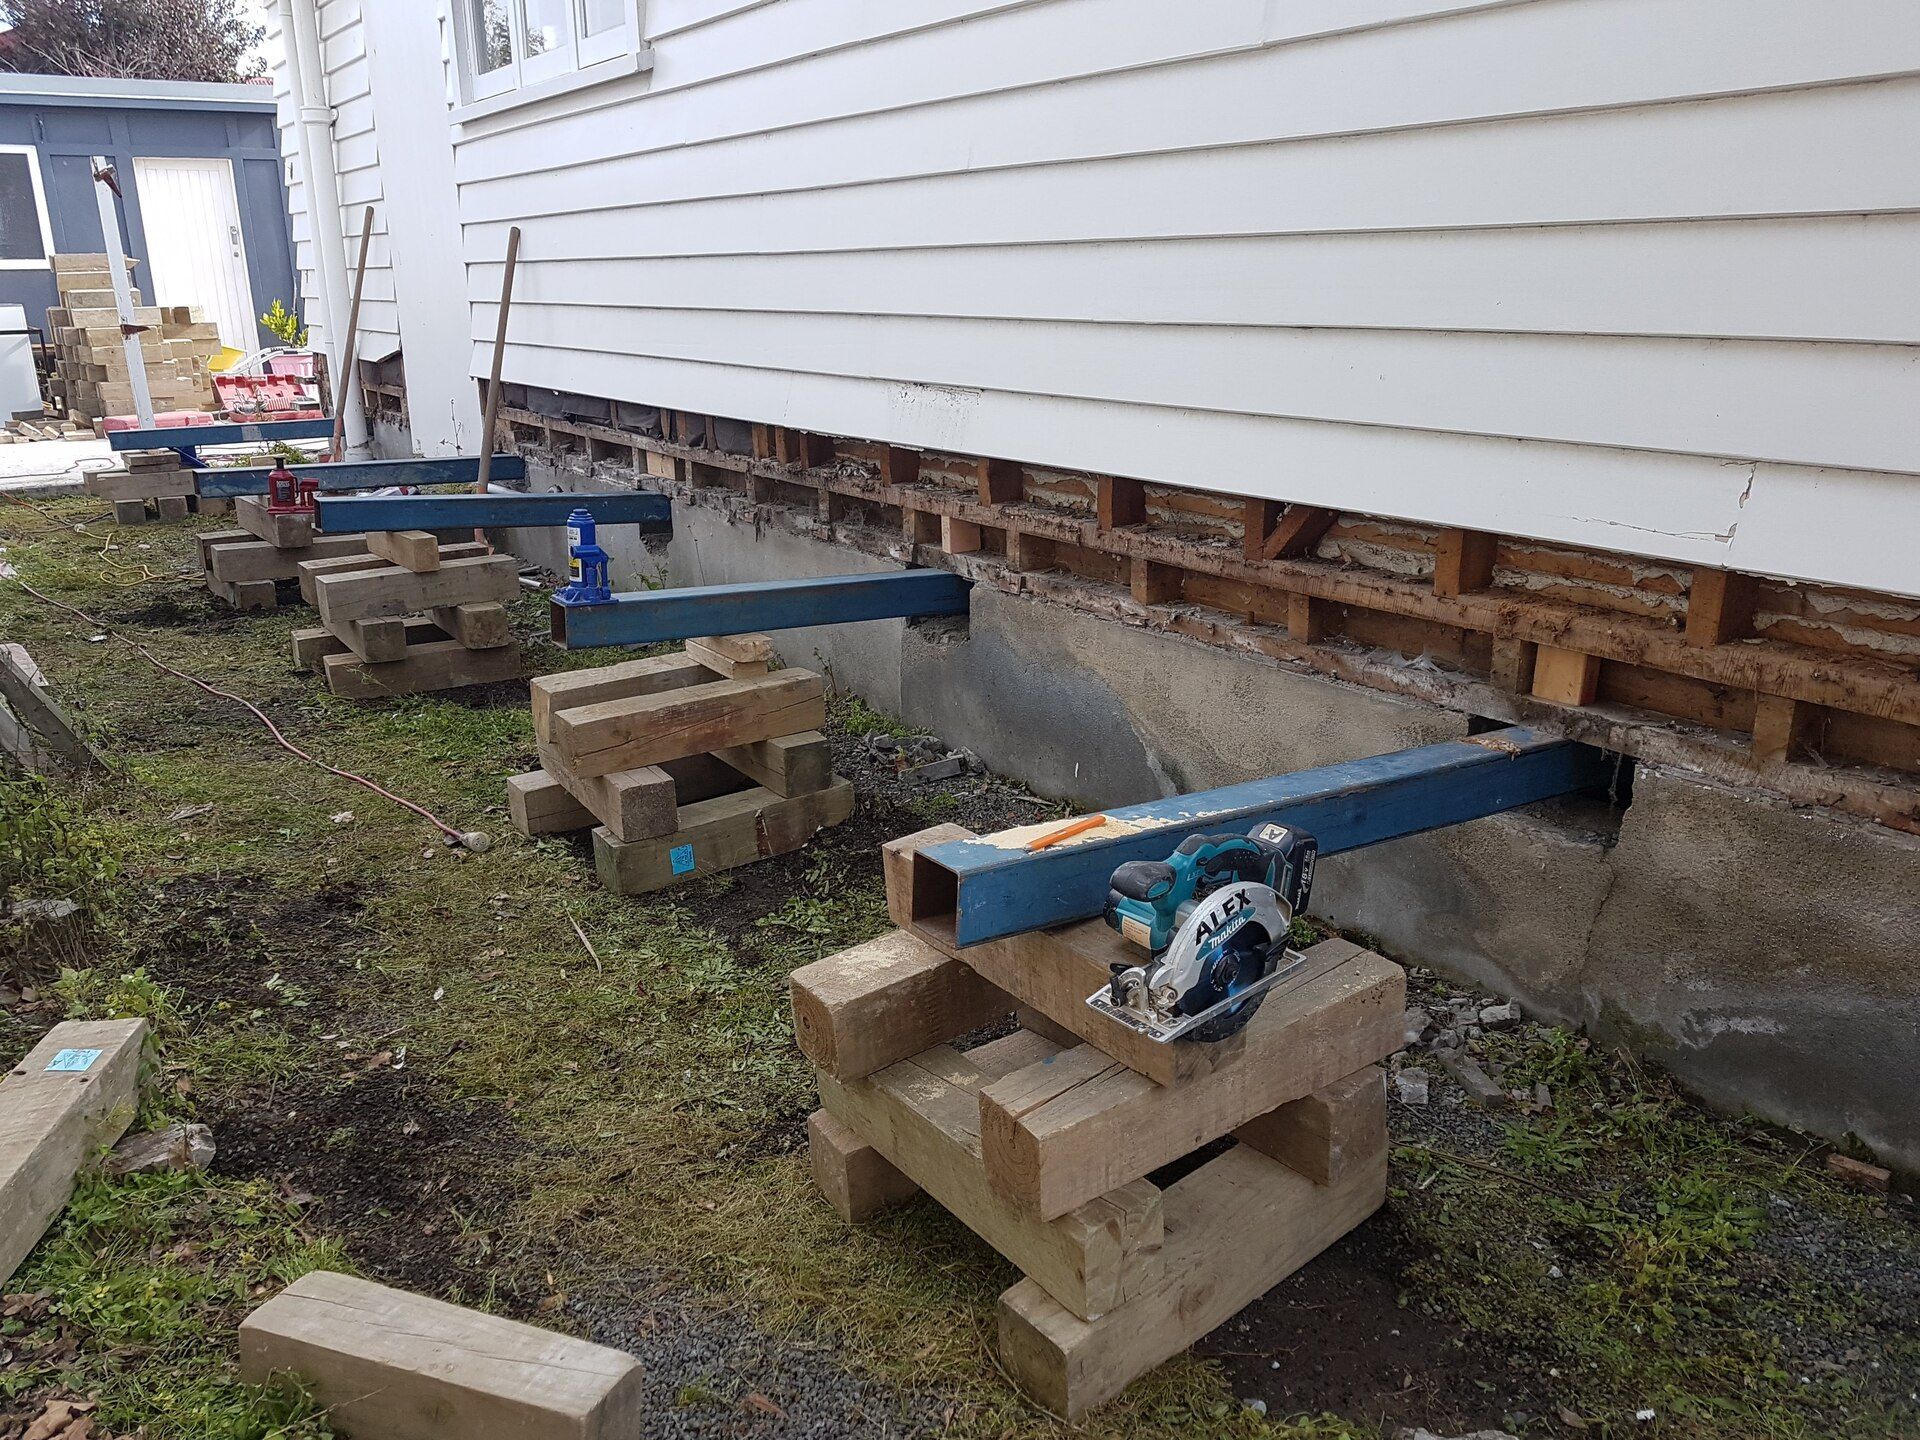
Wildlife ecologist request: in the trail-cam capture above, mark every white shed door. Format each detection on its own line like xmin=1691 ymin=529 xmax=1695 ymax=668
xmin=132 ymin=157 xmax=256 ymax=351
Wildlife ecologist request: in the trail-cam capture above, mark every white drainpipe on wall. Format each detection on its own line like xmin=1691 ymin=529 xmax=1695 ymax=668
xmin=279 ymin=0 xmax=370 ymax=457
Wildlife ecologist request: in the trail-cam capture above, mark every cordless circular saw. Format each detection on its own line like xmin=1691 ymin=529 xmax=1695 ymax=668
xmin=1089 ymin=823 xmax=1318 ymax=1043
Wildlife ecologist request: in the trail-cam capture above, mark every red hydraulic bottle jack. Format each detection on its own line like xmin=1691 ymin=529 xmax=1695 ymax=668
xmin=265 ymin=458 xmax=319 ymax=515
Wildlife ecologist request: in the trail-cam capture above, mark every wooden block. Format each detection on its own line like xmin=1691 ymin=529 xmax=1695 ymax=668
xmin=321 ymin=639 xmax=526 ymax=699
xmin=1752 ymin=692 xmax=1817 ymax=767
xmin=1 ymin=1020 xmax=147 ymax=1286
xmin=84 ymin=466 xmax=191 ymax=502
xmin=1531 ymin=645 xmax=1603 ymax=706
xmin=313 ymin=554 xmax=520 ymax=627
xmin=684 ymin=632 xmax=772 ymax=678
xmin=111 ymin=499 xmax=148 ymax=526
xmin=881 ymin=823 xmax=972 ymax=931
xmin=430 ymin=602 xmax=513 ymax=651
xmin=209 ymin=533 xmax=370 ymax=584
xmin=1686 ymin=567 xmax=1758 ymax=647
xmin=820 ymin=1032 xmax=1163 ymax=1321
xmin=978 ymin=941 xmax=1401 ymax=1219
xmin=1014 ymin=1005 xmax=1084 ymax=1050
xmin=644 ymin=449 xmax=682 ymax=481
xmin=712 ymin=730 xmax=833 ymax=797
xmin=1432 ymin=528 xmax=1498 ymax=598
xmin=537 ymin=742 xmax=678 ymax=842
xmin=1490 ymin=635 xmax=1537 ymax=693
xmin=1234 ymin=1066 xmax=1386 ymax=1186
xmin=942 ymin=515 xmax=982 ymax=555
xmin=292 ymin=618 xmax=442 ymax=673
xmin=550 ymin=670 xmax=826 ymax=779
xmin=208 ymin=575 xmax=279 ymax=611
xmin=506 ymin=769 xmax=597 ymax=836
xmin=234 ymin=496 xmax=314 ymax=549
xmin=368 ymin=529 xmax=442 ymax=572
xmin=1097 ymin=476 xmax=1146 ymax=530
xmin=996 ymin=1140 xmax=1386 ymax=1418
xmin=592 ymin=777 xmax=853 ymax=894
xmin=790 ymin=929 xmax=1010 ymax=1080
xmin=530 ymin=653 xmax=712 ymax=743
xmin=809 ymin=1109 xmax=921 ymax=1223
xmin=301 ymin=546 xmax=505 ymax=604
xmin=329 ymin=615 xmax=411 ymax=663
xmin=239 ymin=1270 xmax=644 ymax=1440
xmin=153 ymin=495 xmax=188 ymax=522
xmin=197 ymin=529 xmax=254 ymax=572
xmin=1130 ymin=558 xmax=1180 ymax=606
xmin=1287 ymin=592 xmax=1328 ymax=643
xmin=191 ymin=495 xmax=231 ymax=516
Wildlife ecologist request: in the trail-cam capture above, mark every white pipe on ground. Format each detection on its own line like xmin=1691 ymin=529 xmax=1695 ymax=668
xmin=279 ymin=0 xmax=370 ymax=458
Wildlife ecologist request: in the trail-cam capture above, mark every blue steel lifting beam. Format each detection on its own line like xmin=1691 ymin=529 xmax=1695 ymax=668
xmin=917 ymin=728 xmax=1618 ymax=946
xmin=549 ymin=570 xmax=974 ymax=648
xmin=196 ymin=455 xmax=527 ymax=499
xmin=314 ymin=490 xmax=670 ymax=533
xmin=108 ymin=417 xmax=335 ymax=458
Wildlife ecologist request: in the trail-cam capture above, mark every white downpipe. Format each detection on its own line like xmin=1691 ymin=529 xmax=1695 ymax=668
xmin=280 ymin=0 xmax=370 ymax=457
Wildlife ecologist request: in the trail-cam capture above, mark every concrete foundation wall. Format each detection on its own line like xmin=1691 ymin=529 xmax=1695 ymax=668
xmin=509 ymin=466 xmax=1920 ymax=1173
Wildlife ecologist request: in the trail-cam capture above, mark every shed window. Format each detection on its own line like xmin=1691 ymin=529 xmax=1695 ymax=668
xmin=453 ymin=0 xmax=645 ymax=109
xmin=0 ymin=147 xmax=53 ymax=269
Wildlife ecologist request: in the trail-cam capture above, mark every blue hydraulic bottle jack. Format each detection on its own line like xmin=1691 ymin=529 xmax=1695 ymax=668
xmin=553 ymin=507 xmax=612 ymax=606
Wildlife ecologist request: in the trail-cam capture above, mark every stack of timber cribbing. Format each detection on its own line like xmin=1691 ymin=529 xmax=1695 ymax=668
xmin=45 ymin=253 xmax=221 ymax=423
xmin=198 ymin=497 xmax=372 ymax=611
xmin=290 ymin=539 xmax=525 ymax=697
xmin=509 ymin=633 xmax=852 ymax=894
xmin=788 ymin=822 xmax=1404 ymax=1418
xmin=85 ymin=448 xmax=202 ymax=525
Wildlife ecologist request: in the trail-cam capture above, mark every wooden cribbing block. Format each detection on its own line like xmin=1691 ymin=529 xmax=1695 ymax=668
xmin=431 ymin=602 xmax=513 ymax=650
xmin=530 ymin=653 xmax=712 ymax=743
xmin=507 ymin=770 xmax=597 ymax=836
xmin=111 ymin=500 xmax=149 ymax=526
xmin=712 ymin=730 xmax=833 ymax=797
xmin=535 ymin=744 xmax=676 ymax=842
xmin=292 ymin=619 xmax=442 ymax=673
xmin=368 ymin=529 xmax=441 ymax=572
xmin=592 ymin=777 xmax=853 ymax=894
xmin=321 ymin=639 xmax=526 ymax=699
xmin=978 ymin=941 xmax=1402 ymax=1219
xmin=819 ymin=1031 xmax=1163 ymax=1321
xmin=808 ymin=1109 xmax=920 ymax=1223
xmin=1234 ymin=1065 xmax=1385 ymax=1186
xmin=155 ymin=496 xmax=190 ymax=522
xmin=234 ymin=496 xmax=314 ymax=549
xmin=297 ymin=543 xmax=492 ymax=603
xmin=1532 ymin=645 xmax=1602 ymax=706
xmin=196 ymin=527 xmax=253 ymax=572
xmin=85 ymin=466 xmax=191 ymax=502
xmin=550 ymin=670 xmax=826 ymax=779
xmin=997 ymin=1140 xmax=1387 ymax=1418
xmin=207 ymin=533 xmax=369 ymax=584
xmin=685 ymin=633 xmax=771 ymax=678
xmin=239 ymin=1271 xmax=644 ymax=1440
xmin=207 ymin=575 xmax=278 ymax=611
xmin=332 ymin=615 xmax=411 ymax=663
xmin=1 ymin=1019 xmax=147 ymax=1286
xmin=790 ymin=929 xmax=1011 ymax=1080
xmin=313 ymin=554 xmax=519 ymax=627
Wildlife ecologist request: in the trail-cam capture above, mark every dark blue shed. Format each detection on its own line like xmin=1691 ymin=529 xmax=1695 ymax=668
xmin=0 ymin=73 xmax=295 ymax=353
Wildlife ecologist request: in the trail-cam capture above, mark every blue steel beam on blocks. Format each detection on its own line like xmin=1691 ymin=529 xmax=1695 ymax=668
xmin=919 ymin=728 xmax=1617 ymax=946
xmin=314 ymin=490 xmax=671 ymax=534
xmin=195 ymin=455 xmax=527 ymax=499
xmin=108 ymin=417 xmax=335 ymax=452
xmin=550 ymin=569 xmax=974 ymax=648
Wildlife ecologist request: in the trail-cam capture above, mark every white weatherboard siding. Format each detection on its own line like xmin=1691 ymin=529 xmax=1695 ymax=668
xmin=396 ymin=0 xmax=1917 ymax=596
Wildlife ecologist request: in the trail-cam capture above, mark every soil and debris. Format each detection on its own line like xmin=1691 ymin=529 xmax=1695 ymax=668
xmin=0 ymin=498 xmax=1915 ymax=1440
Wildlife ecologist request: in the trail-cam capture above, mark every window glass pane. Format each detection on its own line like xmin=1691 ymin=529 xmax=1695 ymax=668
xmin=580 ymin=0 xmax=625 ymax=36
xmin=521 ymin=0 xmax=569 ymax=56
xmin=0 ymin=155 xmax=46 ymax=262
xmin=468 ymin=0 xmax=512 ymax=73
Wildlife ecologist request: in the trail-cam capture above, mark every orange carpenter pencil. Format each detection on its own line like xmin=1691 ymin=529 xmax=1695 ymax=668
xmin=1026 ymin=814 xmax=1106 ymax=851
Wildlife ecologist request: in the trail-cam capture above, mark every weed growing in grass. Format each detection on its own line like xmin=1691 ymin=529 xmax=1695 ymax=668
xmin=828 ymin=689 xmax=918 ymax=741
xmin=1500 ymin=1114 xmax=1600 ymax=1176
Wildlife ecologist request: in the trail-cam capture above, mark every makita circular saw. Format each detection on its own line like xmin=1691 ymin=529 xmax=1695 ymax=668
xmin=1089 ymin=822 xmax=1318 ymax=1043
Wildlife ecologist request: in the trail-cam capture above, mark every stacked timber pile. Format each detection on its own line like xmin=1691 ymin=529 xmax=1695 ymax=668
xmin=45 ymin=253 xmax=220 ymax=423
xmin=291 ymin=535 xmax=525 ymax=697
xmin=86 ymin=448 xmax=200 ymax=524
xmin=789 ymin=822 xmax=1404 ymax=1418
xmin=510 ymin=634 xmax=852 ymax=894
xmin=198 ymin=497 xmax=372 ymax=611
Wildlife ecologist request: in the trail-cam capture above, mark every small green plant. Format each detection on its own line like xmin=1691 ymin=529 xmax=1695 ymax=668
xmin=259 ymin=299 xmax=308 ymax=348
xmin=1501 ymin=1115 xmax=1599 ymax=1176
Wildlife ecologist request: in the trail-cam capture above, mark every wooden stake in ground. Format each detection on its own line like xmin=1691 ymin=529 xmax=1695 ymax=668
xmin=329 ymin=206 xmax=375 ymax=461
xmin=473 ymin=226 xmax=521 ymax=545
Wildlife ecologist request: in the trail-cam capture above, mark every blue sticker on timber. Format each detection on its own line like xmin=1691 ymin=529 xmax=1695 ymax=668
xmin=46 ymin=1048 xmax=103 ymax=1073
xmin=669 ymin=844 xmax=696 ymax=875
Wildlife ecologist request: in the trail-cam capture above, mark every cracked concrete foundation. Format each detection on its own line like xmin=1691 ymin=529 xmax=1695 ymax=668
xmin=505 ymin=467 xmax=1920 ymax=1173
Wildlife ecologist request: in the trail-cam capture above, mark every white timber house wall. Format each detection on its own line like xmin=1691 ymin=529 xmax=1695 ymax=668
xmin=271 ymin=0 xmax=1920 ymax=598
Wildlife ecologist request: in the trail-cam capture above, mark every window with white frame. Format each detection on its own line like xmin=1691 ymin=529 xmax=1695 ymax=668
xmin=0 ymin=145 xmax=54 ymax=270
xmin=454 ymin=0 xmax=646 ymax=109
